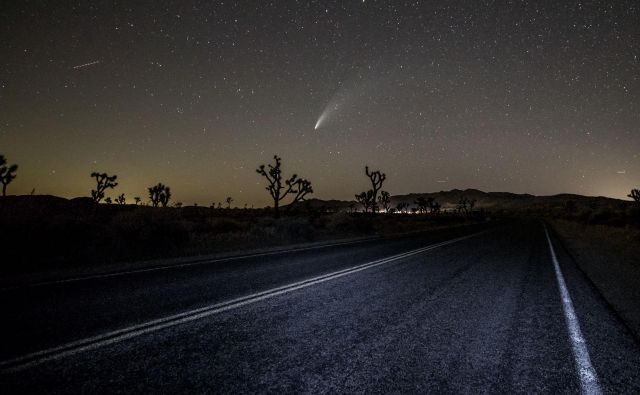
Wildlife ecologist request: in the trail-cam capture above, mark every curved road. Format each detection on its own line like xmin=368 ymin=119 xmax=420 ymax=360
xmin=1 ymin=220 xmax=639 ymax=393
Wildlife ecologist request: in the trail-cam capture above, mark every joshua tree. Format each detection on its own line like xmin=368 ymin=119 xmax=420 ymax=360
xmin=355 ymin=190 xmax=375 ymax=212
xmin=629 ymin=189 xmax=640 ymax=205
xmin=396 ymin=202 xmax=409 ymax=214
xmin=90 ymin=172 xmax=118 ymax=203
xmin=415 ymin=197 xmax=429 ymax=214
xmin=115 ymin=193 xmax=126 ymax=205
xmin=431 ymin=201 xmax=442 ymax=214
xmin=104 ymin=197 xmax=113 ymax=204
xmin=134 ymin=196 xmax=141 ymax=205
xmin=366 ymin=166 xmax=385 ymax=212
xmin=148 ymin=183 xmax=171 ymax=207
xmin=426 ymin=197 xmax=435 ymax=211
xmin=456 ymin=198 xmax=468 ymax=215
xmin=256 ymin=155 xmax=313 ymax=218
xmin=174 ymin=202 xmax=183 ymax=208
xmin=378 ymin=191 xmax=391 ymax=212
xmin=0 ymin=155 xmax=18 ymax=196
xmin=456 ymin=197 xmax=476 ymax=216
xmin=226 ymin=196 xmax=233 ymax=209
xmin=356 ymin=166 xmax=386 ymax=213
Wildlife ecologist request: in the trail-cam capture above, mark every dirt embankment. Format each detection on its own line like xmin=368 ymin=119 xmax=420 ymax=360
xmin=551 ymin=219 xmax=640 ymax=340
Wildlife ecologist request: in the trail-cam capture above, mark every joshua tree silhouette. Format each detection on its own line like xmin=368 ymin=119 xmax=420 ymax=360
xmin=115 ymin=193 xmax=126 ymax=205
xmin=134 ymin=197 xmax=141 ymax=205
xmin=415 ymin=197 xmax=429 ymax=214
xmin=456 ymin=197 xmax=476 ymax=216
xmin=356 ymin=166 xmax=386 ymax=213
xmin=256 ymin=155 xmax=313 ymax=218
xmin=0 ymin=155 xmax=18 ymax=197
xmin=226 ymin=196 xmax=234 ymax=209
xmin=426 ymin=197 xmax=435 ymax=212
xmin=148 ymin=183 xmax=171 ymax=207
xmin=629 ymin=189 xmax=640 ymax=205
xmin=378 ymin=191 xmax=391 ymax=212
xmin=90 ymin=172 xmax=118 ymax=203
xmin=355 ymin=190 xmax=374 ymax=213
xmin=396 ymin=202 xmax=409 ymax=214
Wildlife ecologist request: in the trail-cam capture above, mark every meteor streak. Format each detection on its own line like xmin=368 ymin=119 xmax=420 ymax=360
xmin=72 ymin=60 xmax=101 ymax=70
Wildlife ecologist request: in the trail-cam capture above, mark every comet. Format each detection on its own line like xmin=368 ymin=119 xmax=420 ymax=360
xmin=313 ymin=70 xmax=374 ymax=130
xmin=314 ymin=100 xmax=342 ymax=130
xmin=313 ymin=108 xmax=329 ymax=130
xmin=72 ymin=60 xmax=101 ymax=70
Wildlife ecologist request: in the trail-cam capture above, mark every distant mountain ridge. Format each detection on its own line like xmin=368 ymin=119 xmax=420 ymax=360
xmin=300 ymin=189 xmax=630 ymax=211
xmin=1 ymin=190 xmax=631 ymax=212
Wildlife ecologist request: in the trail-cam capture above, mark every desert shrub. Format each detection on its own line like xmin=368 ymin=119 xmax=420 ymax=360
xmin=274 ymin=216 xmax=315 ymax=241
xmin=109 ymin=208 xmax=190 ymax=258
xmin=207 ymin=217 xmax=245 ymax=233
xmin=628 ymin=206 xmax=640 ymax=225
xmin=246 ymin=218 xmax=277 ymax=241
xmin=576 ymin=208 xmax=593 ymax=223
xmin=326 ymin=212 xmax=375 ymax=234
xmin=587 ymin=208 xmax=626 ymax=226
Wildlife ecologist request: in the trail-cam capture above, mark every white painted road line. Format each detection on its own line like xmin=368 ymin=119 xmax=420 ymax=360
xmin=544 ymin=226 xmax=602 ymax=395
xmin=0 ymin=232 xmax=481 ymax=373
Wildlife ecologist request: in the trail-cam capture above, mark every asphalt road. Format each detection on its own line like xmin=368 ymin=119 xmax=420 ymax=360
xmin=1 ymin=220 xmax=639 ymax=393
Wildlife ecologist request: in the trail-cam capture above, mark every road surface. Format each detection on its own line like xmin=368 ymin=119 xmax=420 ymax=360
xmin=1 ymin=220 xmax=639 ymax=393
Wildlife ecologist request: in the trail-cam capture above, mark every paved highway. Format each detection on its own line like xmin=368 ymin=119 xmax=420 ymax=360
xmin=1 ymin=220 xmax=639 ymax=393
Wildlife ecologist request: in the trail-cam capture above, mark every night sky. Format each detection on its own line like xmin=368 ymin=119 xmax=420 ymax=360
xmin=1 ymin=1 xmax=638 ymax=206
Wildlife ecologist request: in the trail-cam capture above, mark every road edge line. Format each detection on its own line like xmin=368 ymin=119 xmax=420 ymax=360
xmin=544 ymin=225 xmax=602 ymax=395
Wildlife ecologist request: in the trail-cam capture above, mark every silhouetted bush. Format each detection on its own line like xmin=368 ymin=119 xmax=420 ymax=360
xmin=628 ymin=207 xmax=640 ymax=225
xmin=0 ymin=154 xmax=18 ymax=196
xmin=326 ymin=212 xmax=375 ymax=234
xmin=208 ymin=218 xmax=244 ymax=233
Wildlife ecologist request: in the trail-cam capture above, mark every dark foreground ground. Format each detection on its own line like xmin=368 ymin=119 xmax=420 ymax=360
xmin=551 ymin=220 xmax=640 ymax=340
xmin=0 ymin=195 xmax=485 ymax=276
xmin=1 ymin=219 xmax=639 ymax=393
